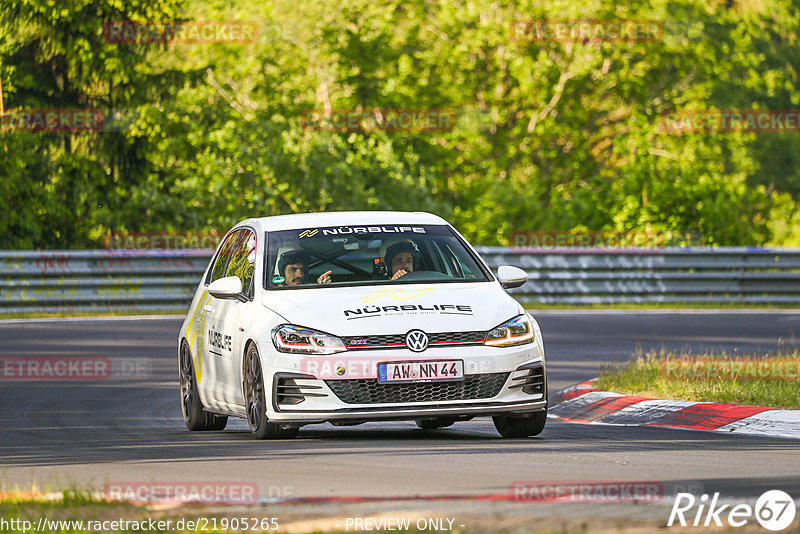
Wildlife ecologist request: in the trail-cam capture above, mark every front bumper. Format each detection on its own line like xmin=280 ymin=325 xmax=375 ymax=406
xmin=269 ymin=396 xmax=547 ymax=424
xmin=264 ymin=343 xmax=547 ymax=424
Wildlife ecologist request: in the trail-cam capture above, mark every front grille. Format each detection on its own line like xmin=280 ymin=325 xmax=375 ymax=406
xmin=343 ymin=331 xmax=486 ymax=350
xmin=429 ymin=331 xmax=486 ymax=344
xmin=325 ymin=372 xmax=509 ymax=404
xmin=343 ymin=334 xmax=405 ymax=348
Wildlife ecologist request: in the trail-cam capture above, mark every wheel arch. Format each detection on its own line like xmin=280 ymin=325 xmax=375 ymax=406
xmin=178 ymin=337 xmax=191 ymax=369
xmin=241 ymin=337 xmax=259 ymax=394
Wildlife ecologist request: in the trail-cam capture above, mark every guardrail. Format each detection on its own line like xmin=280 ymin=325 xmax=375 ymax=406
xmin=1 ymin=247 xmax=799 ymax=314
xmin=0 ymin=250 xmax=212 ymax=314
xmin=477 ymin=246 xmax=800 ymax=304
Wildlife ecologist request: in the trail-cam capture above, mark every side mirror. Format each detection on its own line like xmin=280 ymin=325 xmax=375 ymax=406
xmin=497 ymin=265 xmax=528 ymax=289
xmin=208 ymin=276 xmax=246 ymax=302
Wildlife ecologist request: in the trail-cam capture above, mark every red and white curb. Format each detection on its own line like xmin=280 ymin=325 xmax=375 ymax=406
xmin=549 ymin=380 xmax=800 ymax=440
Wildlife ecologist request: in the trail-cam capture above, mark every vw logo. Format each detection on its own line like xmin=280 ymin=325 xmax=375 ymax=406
xmin=405 ymin=330 xmax=429 ymax=352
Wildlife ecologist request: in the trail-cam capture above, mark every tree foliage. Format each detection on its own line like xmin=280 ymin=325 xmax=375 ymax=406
xmin=2 ymin=0 xmax=800 ymax=248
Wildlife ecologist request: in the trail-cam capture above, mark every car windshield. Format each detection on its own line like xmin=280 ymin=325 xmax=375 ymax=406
xmin=265 ymin=224 xmax=491 ymax=289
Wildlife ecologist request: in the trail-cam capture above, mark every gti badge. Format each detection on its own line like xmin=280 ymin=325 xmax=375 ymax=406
xmin=405 ymin=330 xmax=429 ymax=352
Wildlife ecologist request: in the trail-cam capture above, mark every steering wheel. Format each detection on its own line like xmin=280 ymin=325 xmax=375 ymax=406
xmin=395 ymin=270 xmax=452 ymax=281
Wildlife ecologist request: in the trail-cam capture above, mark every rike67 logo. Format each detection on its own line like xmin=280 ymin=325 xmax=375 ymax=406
xmin=668 ymin=490 xmax=796 ymax=531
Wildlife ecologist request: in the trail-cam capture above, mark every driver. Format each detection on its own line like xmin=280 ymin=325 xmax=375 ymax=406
xmin=277 ymin=250 xmax=330 ymax=286
xmin=385 ymin=241 xmax=420 ymax=280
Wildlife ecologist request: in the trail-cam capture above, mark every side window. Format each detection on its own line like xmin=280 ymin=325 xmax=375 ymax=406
xmin=226 ymin=229 xmax=256 ymax=299
xmin=207 ymin=230 xmax=242 ymax=284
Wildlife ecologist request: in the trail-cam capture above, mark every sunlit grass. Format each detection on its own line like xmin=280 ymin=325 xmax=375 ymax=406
xmin=596 ymin=346 xmax=800 ymax=409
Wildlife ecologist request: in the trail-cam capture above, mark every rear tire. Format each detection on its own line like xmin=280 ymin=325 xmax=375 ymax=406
xmin=180 ymin=340 xmax=227 ymax=431
xmin=415 ymin=417 xmax=457 ymax=430
xmin=208 ymin=414 xmax=228 ymax=430
xmin=244 ymin=344 xmax=298 ymax=439
xmin=493 ymin=409 xmax=547 ymax=438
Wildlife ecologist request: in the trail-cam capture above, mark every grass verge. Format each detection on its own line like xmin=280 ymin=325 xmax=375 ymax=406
xmin=0 ymin=491 xmax=279 ymax=534
xmin=0 ymin=491 xmax=151 ymax=533
xmin=595 ymin=347 xmax=800 ymax=409
xmin=0 ymin=491 xmax=577 ymax=534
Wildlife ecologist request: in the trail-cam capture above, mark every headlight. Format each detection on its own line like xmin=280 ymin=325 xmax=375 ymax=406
xmin=272 ymin=325 xmax=347 ymax=355
xmin=484 ymin=314 xmax=535 ymax=347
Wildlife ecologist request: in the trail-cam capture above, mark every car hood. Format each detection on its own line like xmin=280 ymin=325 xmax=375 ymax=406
xmin=262 ymin=282 xmax=522 ymax=336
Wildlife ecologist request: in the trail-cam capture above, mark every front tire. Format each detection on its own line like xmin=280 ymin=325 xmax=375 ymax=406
xmin=415 ymin=417 xmax=457 ymax=430
xmin=244 ymin=344 xmax=298 ymax=440
xmin=179 ymin=340 xmax=227 ymax=431
xmin=493 ymin=409 xmax=547 ymax=438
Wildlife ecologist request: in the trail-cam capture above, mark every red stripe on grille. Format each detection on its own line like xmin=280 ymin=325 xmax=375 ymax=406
xmin=346 ymin=343 xmax=405 ymax=348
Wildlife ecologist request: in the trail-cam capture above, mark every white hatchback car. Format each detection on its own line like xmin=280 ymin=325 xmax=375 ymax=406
xmin=178 ymin=212 xmax=547 ymax=438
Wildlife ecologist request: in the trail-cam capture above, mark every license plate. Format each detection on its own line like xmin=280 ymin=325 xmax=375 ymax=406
xmin=378 ymin=360 xmax=464 ymax=383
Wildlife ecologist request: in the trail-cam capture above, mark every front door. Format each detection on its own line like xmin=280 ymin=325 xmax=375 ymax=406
xmin=214 ymin=228 xmax=258 ymax=406
xmin=203 ymin=229 xmax=243 ymax=403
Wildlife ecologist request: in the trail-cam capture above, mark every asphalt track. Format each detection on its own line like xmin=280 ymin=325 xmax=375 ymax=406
xmin=1 ymin=311 xmax=799 ymax=505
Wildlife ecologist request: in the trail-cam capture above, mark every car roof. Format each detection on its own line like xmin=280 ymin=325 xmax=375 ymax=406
xmin=234 ymin=211 xmax=450 ymax=232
